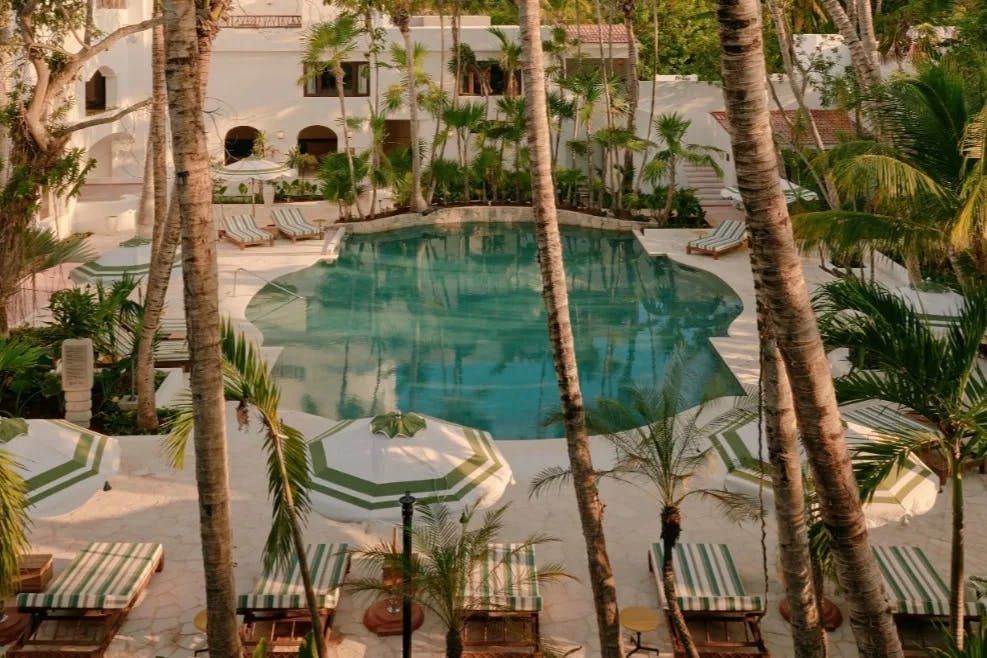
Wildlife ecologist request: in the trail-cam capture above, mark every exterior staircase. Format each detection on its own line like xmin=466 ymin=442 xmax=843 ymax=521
xmin=683 ymin=163 xmax=732 ymax=211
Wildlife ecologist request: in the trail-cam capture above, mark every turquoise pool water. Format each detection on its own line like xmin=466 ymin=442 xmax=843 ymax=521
xmin=246 ymin=223 xmax=743 ymax=439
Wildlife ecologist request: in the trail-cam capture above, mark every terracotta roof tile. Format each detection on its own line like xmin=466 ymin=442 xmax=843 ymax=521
xmin=564 ymin=25 xmax=629 ymax=44
xmin=711 ymin=109 xmax=860 ymax=148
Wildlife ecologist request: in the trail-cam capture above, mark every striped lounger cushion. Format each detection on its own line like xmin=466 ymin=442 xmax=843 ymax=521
xmin=873 ymin=545 xmax=979 ymax=617
xmin=465 ymin=543 xmax=542 ymax=612
xmin=17 ymin=542 xmax=163 ymax=610
xmin=237 ymin=543 xmax=349 ymax=611
xmin=650 ymin=543 xmax=763 ymax=612
xmin=273 ymin=208 xmax=319 ymax=236
xmin=689 ymin=220 xmax=746 ymax=253
xmin=224 ymin=215 xmax=269 ymax=242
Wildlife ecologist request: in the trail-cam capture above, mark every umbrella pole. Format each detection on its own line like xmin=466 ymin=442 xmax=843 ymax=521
xmin=400 ymin=492 xmax=416 ymax=658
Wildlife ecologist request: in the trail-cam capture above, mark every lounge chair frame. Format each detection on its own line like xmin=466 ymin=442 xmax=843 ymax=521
xmin=9 ymin=549 xmax=164 ymax=658
xmin=221 ymin=214 xmax=274 ymax=249
xmin=686 ymin=220 xmax=747 ymax=259
xmin=648 ymin=545 xmax=768 ymax=658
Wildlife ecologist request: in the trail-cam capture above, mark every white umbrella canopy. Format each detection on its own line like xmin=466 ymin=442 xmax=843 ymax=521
xmin=212 ymin=157 xmax=293 ymax=183
xmin=304 ymin=412 xmax=514 ymax=522
xmin=0 ymin=418 xmax=120 ymax=518
xmin=69 ymin=237 xmax=180 ymax=285
xmin=709 ymin=401 xmax=938 ymax=528
xmin=720 ymin=179 xmax=819 ymax=207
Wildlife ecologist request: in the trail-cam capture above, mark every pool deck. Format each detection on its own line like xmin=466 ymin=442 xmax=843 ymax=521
xmin=14 ymin=219 xmax=987 ymax=657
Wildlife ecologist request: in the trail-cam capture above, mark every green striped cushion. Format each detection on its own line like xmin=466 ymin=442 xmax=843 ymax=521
xmin=689 ymin=220 xmax=746 ymax=252
xmin=465 ymin=543 xmax=542 ymax=612
xmin=237 ymin=543 xmax=349 ymax=611
xmin=18 ymin=542 xmax=163 ymax=610
xmin=273 ymin=208 xmax=319 ymax=236
xmin=224 ymin=215 xmax=268 ymax=242
xmin=650 ymin=543 xmax=763 ymax=612
xmin=873 ymin=545 xmax=978 ymax=617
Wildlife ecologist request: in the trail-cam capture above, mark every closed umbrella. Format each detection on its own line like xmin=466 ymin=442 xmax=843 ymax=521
xmin=0 ymin=418 xmax=120 ymax=518
xmin=304 ymin=412 xmax=514 ymax=522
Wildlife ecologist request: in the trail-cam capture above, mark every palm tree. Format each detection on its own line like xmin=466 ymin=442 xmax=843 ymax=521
xmin=350 ymin=502 xmax=567 ymax=658
xmin=714 ymin=0 xmax=904 ymax=655
xmin=640 ymin=113 xmax=722 ymax=225
xmin=793 ymin=61 xmax=987 ymax=284
xmin=303 ymin=16 xmax=367 ymax=222
xmin=166 ymin=321 xmax=326 ymax=657
xmin=387 ymin=2 xmax=428 ymax=211
xmin=443 ymin=102 xmax=485 ymax=201
xmin=162 ymin=0 xmax=242 ymax=654
xmin=547 ymin=92 xmax=576 ymax=164
xmin=0 ymin=422 xmax=30 ymax=597
xmin=814 ymin=278 xmax=987 ymax=649
xmin=518 ymin=0 xmax=623 ymax=654
xmin=488 ymin=27 xmax=522 ymax=98
xmin=532 ymin=365 xmax=761 ymax=658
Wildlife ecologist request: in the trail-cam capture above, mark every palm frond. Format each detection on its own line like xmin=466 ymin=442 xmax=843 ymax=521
xmin=0 ymin=449 xmax=31 ymax=594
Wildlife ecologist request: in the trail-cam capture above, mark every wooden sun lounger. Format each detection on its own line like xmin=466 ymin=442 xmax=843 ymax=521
xmin=649 ymin=543 xmax=768 ymax=657
xmin=10 ymin=542 xmax=165 ymax=658
xmin=271 ymin=207 xmax=323 ymax=242
xmin=221 ymin=214 xmax=274 ymax=249
xmin=462 ymin=544 xmax=543 ymax=657
xmin=686 ymin=220 xmax=747 ymax=259
xmin=237 ymin=543 xmax=349 ymax=658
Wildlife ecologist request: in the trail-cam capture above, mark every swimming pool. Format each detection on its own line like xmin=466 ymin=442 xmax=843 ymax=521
xmin=246 ymin=223 xmax=743 ymax=439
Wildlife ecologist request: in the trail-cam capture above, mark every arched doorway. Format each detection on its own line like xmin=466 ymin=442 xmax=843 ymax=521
xmin=85 ymin=67 xmax=116 ymax=113
xmin=87 ymin=132 xmax=137 ymax=179
xmin=297 ymin=125 xmax=338 ymax=161
xmin=224 ymin=126 xmax=260 ymax=164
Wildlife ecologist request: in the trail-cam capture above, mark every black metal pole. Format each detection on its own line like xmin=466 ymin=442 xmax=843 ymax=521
xmin=400 ymin=491 xmax=416 ymax=658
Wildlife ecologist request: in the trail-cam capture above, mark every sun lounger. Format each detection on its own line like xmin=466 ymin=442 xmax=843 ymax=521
xmin=686 ymin=220 xmax=747 ymax=259
xmin=10 ymin=542 xmax=165 ymax=658
xmin=237 ymin=543 xmax=349 ymax=657
xmin=462 ymin=543 xmax=542 ymax=656
xmin=271 ymin=207 xmax=323 ymax=242
xmin=649 ymin=543 xmax=768 ymax=657
xmin=221 ymin=214 xmax=274 ymax=249
xmin=873 ymin=545 xmax=979 ymax=655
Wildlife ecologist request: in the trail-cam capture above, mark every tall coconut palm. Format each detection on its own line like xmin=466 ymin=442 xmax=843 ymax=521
xmin=350 ymin=502 xmax=568 ymax=658
xmin=815 ymin=278 xmax=987 ymax=649
xmin=532 ymin=363 xmax=762 ymax=658
xmin=619 ymin=0 xmax=639 ymax=194
xmin=388 ymin=2 xmax=428 ymax=211
xmin=163 ymin=0 xmax=241 ymax=654
xmin=136 ymin=6 xmax=172 ymax=431
xmin=166 ymin=321 xmax=326 ymax=657
xmin=714 ymin=0 xmax=904 ymax=655
xmin=302 ymin=16 xmax=367 ymax=222
xmin=640 ymin=113 xmax=722 ymax=225
xmin=518 ymin=0 xmax=623 ymax=654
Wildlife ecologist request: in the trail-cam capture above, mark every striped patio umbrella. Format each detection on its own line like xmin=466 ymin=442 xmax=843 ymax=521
xmin=0 ymin=419 xmax=120 ymax=518
xmin=708 ymin=401 xmax=938 ymax=527
xmin=69 ymin=237 xmax=180 ymax=285
xmin=306 ymin=414 xmax=514 ymax=522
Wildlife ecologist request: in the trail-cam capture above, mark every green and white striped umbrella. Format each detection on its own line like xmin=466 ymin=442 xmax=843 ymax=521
xmin=305 ymin=413 xmax=513 ymax=522
xmin=0 ymin=419 xmax=120 ymax=518
xmin=708 ymin=401 xmax=938 ymax=528
xmin=69 ymin=237 xmax=180 ymax=285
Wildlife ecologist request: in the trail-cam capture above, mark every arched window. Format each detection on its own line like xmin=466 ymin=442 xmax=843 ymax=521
xmin=85 ymin=71 xmax=107 ymax=112
xmin=224 ymin=126 xmax=261 ymax=164
xmin=297 ymin=125 xmax=338 ymax=161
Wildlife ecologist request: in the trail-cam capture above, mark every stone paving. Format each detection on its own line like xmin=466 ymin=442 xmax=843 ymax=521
xmin=8 ymin=217 xmax=987 ymax=657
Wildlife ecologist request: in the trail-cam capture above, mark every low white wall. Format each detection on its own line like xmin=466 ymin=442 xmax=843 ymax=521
xmin=341 ymin=205 xmax=641 ymax=234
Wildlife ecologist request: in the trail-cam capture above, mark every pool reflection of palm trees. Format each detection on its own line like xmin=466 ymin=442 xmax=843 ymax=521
xmin=247 ymin=224 xmax=743 ymax=438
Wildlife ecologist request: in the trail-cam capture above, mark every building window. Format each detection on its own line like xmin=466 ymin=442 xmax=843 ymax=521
xmin=303 ymin=62 xmax=370 ymax=97
xmin=85 ymin=71 xmax=107 ymax=113
xmin=460 ymin=62 xmax=521 ymax=96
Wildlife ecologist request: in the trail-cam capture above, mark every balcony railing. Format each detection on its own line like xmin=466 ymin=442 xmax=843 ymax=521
xmin=219 ymin=14 xmax=302 ymax=29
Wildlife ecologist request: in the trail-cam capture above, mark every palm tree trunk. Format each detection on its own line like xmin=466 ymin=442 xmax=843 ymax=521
xmin=715 ymin=1 xmax=902 ymax=656
xmin=815 ymin=0 xmax=882 ymax=89
xmin=634 ymin=0 xmax=660 ymax=195
xmin=519 ymin=1 xmax=623 ymax=655
xmin=397 ymin=16 xmax=428 ymax=212
xmin=760 ymin=321 xmax=827 ymax=657
xmin=661 ymin=505 xmax=699 ymax=658
xmin=163 ymin=1 xmax=241 ymax=655
xmin=136 ymin=13 xmax=171 ymax=431
xmin=335 ymin=63 xmax=365 ymax=221
xmin=446 ymin=626 xmax=464 ymax=658
xmin=136 ymin=131 xmax=155 ymax=239
xmin=662 ymin=162 xmax=676 ymax=223
xmin=949 ymin=466 xmax=965 ymax=649
xmin=620 ymin=0 xmax=638 ymax=194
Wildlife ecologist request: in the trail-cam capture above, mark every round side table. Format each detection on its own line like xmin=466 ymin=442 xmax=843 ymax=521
xmin=192 ymin=609 xmax=209 ymax=656
xmin=619 ymin=605 xmax=661 ymax=656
